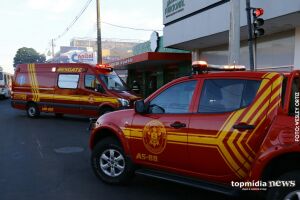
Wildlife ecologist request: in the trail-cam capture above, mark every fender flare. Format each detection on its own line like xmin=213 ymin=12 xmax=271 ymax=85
xmin=248 ymin=145 xmax=300 ymax=181
xmin=90 ymin=123 xmax=131 ymax=155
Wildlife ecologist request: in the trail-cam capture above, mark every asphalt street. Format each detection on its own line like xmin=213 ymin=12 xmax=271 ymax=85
xmin=0 ymin=99 xmax=232 ymax=200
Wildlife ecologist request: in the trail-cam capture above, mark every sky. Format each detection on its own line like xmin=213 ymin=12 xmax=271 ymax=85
xmin=0 ymin=0 xmax=163 ymax=73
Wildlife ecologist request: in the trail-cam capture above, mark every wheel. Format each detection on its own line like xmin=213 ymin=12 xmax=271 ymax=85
xmin=91 ymin=137 xmax=134 ymax=184
xmin=99 ymin=107 xmax=114 ymax=116
xmin=267 ymin=170 xmax=300 ymax=200
xmin=26 ymin=103 xmax=40 ymax=118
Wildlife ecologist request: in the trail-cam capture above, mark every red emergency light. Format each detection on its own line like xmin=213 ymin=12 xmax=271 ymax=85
xmin=96 ymin=64 xmax=113 ymax=72
xmin=192 ymin=60 xmax=246 ymax=74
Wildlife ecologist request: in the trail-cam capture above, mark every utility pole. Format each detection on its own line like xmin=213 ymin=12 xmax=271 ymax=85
xmin=96 ymin=0 xmax=102 ymax=64
xmin=228 ymin=0 xmax=240 ymax=66
xmin=246 ymin=0 xmax=255 ymax=71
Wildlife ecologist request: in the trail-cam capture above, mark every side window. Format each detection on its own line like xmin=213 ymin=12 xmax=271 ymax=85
xmin=85 ymin=75 xmax=96 ymax=90
xmin=149 ymin=80 xmax=197 ymax=114
xmin=58 ymin=74 xmax=79 ymax=89
xmin=289 ymin=77 xmax=299 ymax=115
xmin=198 ymin=79 xmax=261 ymax=113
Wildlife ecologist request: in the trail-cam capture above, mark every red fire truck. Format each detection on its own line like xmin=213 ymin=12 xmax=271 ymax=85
xmin=11 ymin=63 xmax=140 ymax=118
xmin=89 ymin=61 xmax=300 ymax=200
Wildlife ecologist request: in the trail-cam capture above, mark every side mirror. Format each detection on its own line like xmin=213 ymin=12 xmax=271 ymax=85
xmin=135 ymin=100 xmax=147 ymax=114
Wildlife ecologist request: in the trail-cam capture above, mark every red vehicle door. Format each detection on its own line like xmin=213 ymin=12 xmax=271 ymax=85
xmin=188 ymin=73 xmax=283 ymax=182
xmin=79 ymin=73 xmax=104 ymax=116
xmin=129 ymin=80 xmax=198 ymax=170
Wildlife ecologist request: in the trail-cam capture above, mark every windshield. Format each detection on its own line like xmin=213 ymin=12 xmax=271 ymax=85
xmin=99 ymin=73 xmax=128 ymax=91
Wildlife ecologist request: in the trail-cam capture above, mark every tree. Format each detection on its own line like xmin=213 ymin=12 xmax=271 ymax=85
xmin=13 ymin=47 xmax=46 ymax=68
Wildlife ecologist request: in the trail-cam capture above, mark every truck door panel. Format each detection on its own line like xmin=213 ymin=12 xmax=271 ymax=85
xmin=188 ymin=74 xmax=282 ymax=182
xmin=129 ymin=80 xmax=198 ymax=171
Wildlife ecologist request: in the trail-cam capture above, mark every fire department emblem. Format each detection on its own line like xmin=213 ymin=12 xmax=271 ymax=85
xmin=88 ymin=94 xmax=95 ymax=104
xmin=142 ymin=120 xmax=167 ymax=154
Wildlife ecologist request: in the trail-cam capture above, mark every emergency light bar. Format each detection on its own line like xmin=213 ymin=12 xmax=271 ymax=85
xmin=192 ymin=61 xmax=246 ymax=74
xmin=96 ymin=64 xmax=113 ymax=72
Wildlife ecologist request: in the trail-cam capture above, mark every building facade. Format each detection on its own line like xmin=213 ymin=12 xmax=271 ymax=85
xmin=163 ymin=0 xmax=300 ymax=70
xmin=111 ymin=35 xmax=191 ymax=97
xmin=70 ymin=38 xmax=139 ymax=63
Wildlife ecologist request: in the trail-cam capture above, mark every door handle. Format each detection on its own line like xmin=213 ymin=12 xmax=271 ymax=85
xmin=233 ymin=123 xmax=256 ymax=131
xmin=170 ymin=122 xmax=186 ymax=129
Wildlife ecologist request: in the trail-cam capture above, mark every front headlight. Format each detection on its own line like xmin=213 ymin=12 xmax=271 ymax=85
xmin=118 ymin=98 xmax=130 ymax=107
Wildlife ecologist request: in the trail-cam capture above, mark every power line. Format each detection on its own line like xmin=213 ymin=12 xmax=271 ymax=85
xmin=102 ymin=21 xmax=163 ymax=32
xmin=54 ymin=0 xmax=93 ymax=41
xmin=48 ymin=0 xmax=162 ymax=55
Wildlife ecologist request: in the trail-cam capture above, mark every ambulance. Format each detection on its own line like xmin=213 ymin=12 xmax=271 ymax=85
xmin=11 ymin=63 xmax=140 ymax=118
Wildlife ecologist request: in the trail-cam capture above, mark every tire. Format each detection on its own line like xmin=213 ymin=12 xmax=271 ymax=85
xmin=267 ymin=170 xmax=300 ymax=200
xmin=91 ymin=137 xmax=134 ymax=184
xmin=99 ymin=107 xmax=114 ymax=116
xmin=26 ymin=103 xmax=40 ymax=118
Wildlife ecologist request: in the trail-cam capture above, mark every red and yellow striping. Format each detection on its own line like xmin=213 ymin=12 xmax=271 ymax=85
xmin=121 ymin=72 xmax=283 ymax=179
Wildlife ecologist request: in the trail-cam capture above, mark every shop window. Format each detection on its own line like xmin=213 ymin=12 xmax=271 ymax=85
xmin=198 ymin=79 xmax=261 ymax=113
xmin=58 ymin=74 xmax=79 ymax=89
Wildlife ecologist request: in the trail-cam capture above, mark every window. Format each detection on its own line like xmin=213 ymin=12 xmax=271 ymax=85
xmin=85 ymin=75 xmax=96 ymax=89
xmin=58 ymin=74 xmax=79 ymax=89
xmin=289 ymin=77 xmax=299 ymax=115
xmin=99 ymin=72 xmax=128 ymax=91
xmin=198 ymin=79 xmax=261 ymax=113
xmin=281 ymin=77 xmax=287 ymax=108
xmin=149 ymin=81 xmax=197 ymax=114
xmin=0 ymin=72 xmax=3 ymax=80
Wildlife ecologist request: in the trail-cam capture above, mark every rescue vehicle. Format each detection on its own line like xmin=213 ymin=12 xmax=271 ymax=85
xmin=0 ymin=67 xmax=12 ymax=99
xmin=11 ymin=63 xmax=140 ymax=118
xmin=89 ymin=61 xmax=300 ymax=200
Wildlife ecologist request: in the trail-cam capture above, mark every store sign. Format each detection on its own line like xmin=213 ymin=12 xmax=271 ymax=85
xmin=163 ymin=0 xmax=226 ymax=24
xmin=78 ymin=52 xmax=95 ymax=63
xmin=165 ymin=0 xmax=185 ymax=18
xmin=61 ymin=51 xmax=96 ymax=64
xmin=110 ymin=58 xmax=134 ymax=68
xmin=150 ymin=32 xmax=159 ymax=52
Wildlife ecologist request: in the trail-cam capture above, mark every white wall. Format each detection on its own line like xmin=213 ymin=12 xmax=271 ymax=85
xmin=164 ymin=0 xmax=300 ymax=48
xmin=294 ymin=27 xmax=300 ymax=69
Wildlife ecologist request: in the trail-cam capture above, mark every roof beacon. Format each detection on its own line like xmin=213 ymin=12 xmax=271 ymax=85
xmin=192 ymin=60 xmax=246 ymax=74
xmin=96 ymin=64 xmax=113 ymax=72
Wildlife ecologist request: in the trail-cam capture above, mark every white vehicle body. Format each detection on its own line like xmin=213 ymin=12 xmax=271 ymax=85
xmin=0 ymin=67 xmax=12 ymax=99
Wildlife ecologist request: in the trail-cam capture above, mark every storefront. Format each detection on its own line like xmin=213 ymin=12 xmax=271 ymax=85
xmin=163 ymin=0 xmax=300 ymax=70
xmin=110 ymin=35 xmax=191 ymax=97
